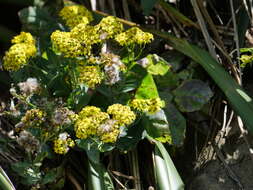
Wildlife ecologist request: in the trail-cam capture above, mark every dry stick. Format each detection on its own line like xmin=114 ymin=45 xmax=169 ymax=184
xmin=155 ymin=4 xmax=181 ymax=37
xmin=197 ymin=0 xmax=238 ymax=76
xmin=197 ymin=0 xmax=227 ymax=52
xmin=107 ymin=154 xmax=128 ymax=190
xmin=93 ymin=10 xmax=137 ymax=26
xmin=130 ymin=150 xmax=142 ymax=190
xmin=243 ymin=0 xmax=252 ymax=19
xmin=122 ymin=0 xmax=131 ymax=21
xmin=111 ymin=171 xmax=135 ymax=180
xmin=207 ymin=0 xmax=224 ymax=25
xmin=229 ymin=0 xmax=242 ymax=83
xmin=191 ymin=0 xmax=218 ymax=61
xmin=66 ymin=171 xmax=83 ymax=190
xmin=229 ymin=0 xmax=253 ymax=162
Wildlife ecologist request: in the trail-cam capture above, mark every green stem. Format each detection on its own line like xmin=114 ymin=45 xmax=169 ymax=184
xmin=147 ymin=135 xmax=184 ymax=190
xmin=0 ymin=167 xmax=15 ymax=190
xmin=87 ymin=159 xmax=105 ymax=190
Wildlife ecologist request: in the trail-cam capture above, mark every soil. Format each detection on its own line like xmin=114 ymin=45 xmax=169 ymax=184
xmin=189 ymin=139 xmax=253 ymax=190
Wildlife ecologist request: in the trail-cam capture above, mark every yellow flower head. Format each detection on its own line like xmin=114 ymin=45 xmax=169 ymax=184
xmin=78 ymin=65 xmax=103 ymax=88
xmin=97 ymin=119 xmax=120 ymax=143
xmin=53 ymin=132 xmax=75 ymax=154
xmin=21 ymin=108 xmax=46 ymax=128
xmin=3 ymin=43 xmax=36 ymax=71
xmin=78 ymin=106 xmax=109 ymax=124
xmin=11 ymin=32 xmax=35 ymax=45
xmin=3 ymin=32 xmax=37 ymax=71
xmin=74 ymin=106 xmax=109 ymax=139
xmin=115 ymin=27 xmax=153 ymax=46
xmin=96 ymin=16 xmax=123 ymax=39
xmin=71 ymin=24 xmax=100 ymax=48
xmin=130 ymin=98 xmax=165 ymax=114
xmin=59 ymin=5 xmax=93 ymax=28
xmin=107 ymin=104 xmax=136 ymax=126
xmin=51 ymin=30 xmax=83 ymax=58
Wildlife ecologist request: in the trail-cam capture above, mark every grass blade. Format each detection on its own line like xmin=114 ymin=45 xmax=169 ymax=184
xmin=148 ymin=136 xmax=184 ymax=190
xmin=153 ymin=147 xmax=171 ymax=190
xmin=0 ymin=167 xmax=15 ymax=190
xmin=150 ymin=30 xmax=253 ymax=133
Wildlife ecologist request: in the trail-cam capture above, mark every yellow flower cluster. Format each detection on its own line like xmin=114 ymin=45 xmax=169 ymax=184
xmin=11 ymin=32 xmax=35 ymax=45
xmin=78 ymin=65 xmax=103 ymax=88
xmin=59 ymin=5 xmax=93 ymax=28
xmin=3 ymin=32 xmax=37 ymax=71
xmin=115 ymin=27 xmax=153 ymax=46
xmin=21 ymin=108 xmax=46 ymax=128
xmin=97 ymin=120 xmax=120 ymax=143
xmin=130 ymin=98 xmax=165 ymax=114
xmin=53 ymin=133 xmax=75 ymax=154
xmin=107 ymin=104 xmax=136 ymax=126
xmin=71 ymin=24 xmax=100 ymax=49
xmin=51 ymin=30 xmax=83 ymax=58
xmin=96 ymin=16 xmax=123 ymax=39
xmin=74 ymin=106 xmax=109 ymax=139
xmin=51 ymin=24 xmax=101 ymax=58
xmin=75 ymin=104 xmax=136 ymax=143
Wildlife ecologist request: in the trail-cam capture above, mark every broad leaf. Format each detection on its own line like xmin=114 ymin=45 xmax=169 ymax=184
xmin=75 ymin=138 xmax=100 ymax=164
xmin=173 ymin=79 xmax=213 ymax=112
xmin=142 ymin=110 xmax=172 ymax=143
xmin=147 ymin=54 xmax=171 ymax=76
xmin=135 ymin=73 xmax=159 ymax=99
xmin=164 ymin=103 xmax=186 ymax=146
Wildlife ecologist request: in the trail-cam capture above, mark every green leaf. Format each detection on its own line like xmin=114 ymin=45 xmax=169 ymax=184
xmin=148 ymin=137 xmax=184 ymax=190
xmin=18 ymin=6 xmax=58 ymax=35
xmin=141 ymin=0 xmax=157 ymax=16
xmin=164 ymin=103 xmax=186 ymax=146
xmin=158 ymin=0 xmax=198 ymax=28
xmin=121 ymin=64 xmax=147 ymax=93
xmin=0 ymin=167 xmax=16 ymax=190
xmin=41 ymin=169 xmax=57 ymax=185
xmin=147 ymin=54 xmax=170 ymax=76
xmin=75 ymin=138 xmax=100 ymax=164
xmin=88 ymin=160 xmax=114 ymax=190
xmin=135 ymin=74 xmax=159 ymax=99
xmin=142 ymin=110 xmax=171 ymax=143
xmin=173 ymin=79 xmax=213 ymax=112
xmin=67 ymin=85 xmax=91 ymax=111
xmin=117 ymin=124 xmax=145 ymax=151
xmin=12 ymin=162 xmax=41 ymax=185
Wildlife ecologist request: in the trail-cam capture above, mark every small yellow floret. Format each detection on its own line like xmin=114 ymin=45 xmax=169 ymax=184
xmin=11 ymin=32 xmax=35 ymax=45
xmin=107 ymin=104 xmax=136 ymax=126
xmin=51 ymin=30 xmax=83 ymax=58
xmin=59 ymin=5 xmax=93 ymax=28
xmin=21 ymin=108 xmax=46 ymax=128
xmin=71 ymin=24 xmax=100 ymax=49
xmin=130 ymin=98 xmax=165 ymax=114
xmin=74 ymin=106 xmax=109 ymax=139
xmin=115 ymin=27 xmax=153 ymax=46
xmin=78 ymin=65 xmax=103 ymax=88
xmin=53 ymin=133 xmax=75 ymax=154
xmin=98 ymin=119 xmax=120 ymax=143
xmin=3 ymin=32 xmax=37 ymax=71
xmin=96 ymin=16 xmax=123 ymax=39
